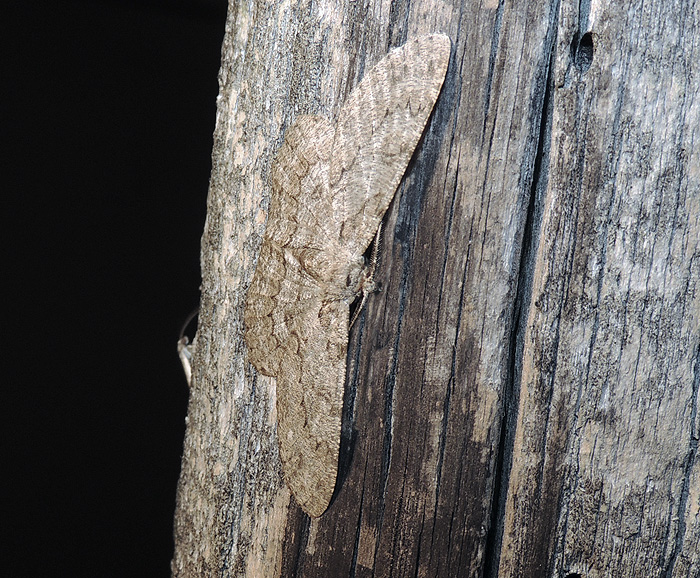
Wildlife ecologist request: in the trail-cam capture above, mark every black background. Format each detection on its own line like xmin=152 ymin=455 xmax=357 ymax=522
xmin=5 ymin=0 xmax=227 ymax=574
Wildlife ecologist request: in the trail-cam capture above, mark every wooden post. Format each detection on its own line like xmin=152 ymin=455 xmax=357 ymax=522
xmin=172 ymin=0 xmax=700 ymax=576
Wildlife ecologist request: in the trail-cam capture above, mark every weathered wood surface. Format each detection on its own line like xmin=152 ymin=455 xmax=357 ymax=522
xmin=172 ymin=0 xmax=700 ymax=576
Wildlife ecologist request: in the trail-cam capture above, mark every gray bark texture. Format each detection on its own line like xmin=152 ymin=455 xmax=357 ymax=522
xmin=172 ymin=0 xmax=700 ymax=576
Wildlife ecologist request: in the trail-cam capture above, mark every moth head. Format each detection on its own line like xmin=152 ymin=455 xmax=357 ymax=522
xmin=345 ymin=257 xmax=365 ymax=296
xmin=323 ymin=255 xmax=364 ymax=303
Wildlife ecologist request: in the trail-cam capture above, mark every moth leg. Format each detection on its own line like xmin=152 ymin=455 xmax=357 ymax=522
xmin=349 ymin=222 xmax=383 ymax=328
xmin=177 ymin=337 xmax=194 ymax=387
xmin=177 ymin=308 xmax=199 ymax=387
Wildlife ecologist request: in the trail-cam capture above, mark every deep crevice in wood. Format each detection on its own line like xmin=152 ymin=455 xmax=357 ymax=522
xmin=340 ymin=315 xmax=364 ymax=496
xmin=483 ymin=24 xmax=558 ymax=578
xmin=572 ymin=32 xmax=594 ymax=73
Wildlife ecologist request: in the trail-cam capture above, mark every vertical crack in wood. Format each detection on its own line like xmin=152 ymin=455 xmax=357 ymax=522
xmin=290 ymin=514 xmax=311 ymax=577
xmin=482 ymin=0 xmax=506 ymax=138
xmin=348 ymin=483 xmax=363 ymax=575
xmin=340 ymin=316 xmax=365 ymax=491
xmin=367 ymin=81 xmax=451 ymax=549
xmin=428 ymin=169 xmax=474 ymax=566
xmin=386 ymin=0 xmax=410 ymax=47
xmin=576 ymin=0 xmax=591 ymax=35
xmin=661 ymin=341 xmax=700 ymax=577
xmin=483 ymin=27 xmax=557 ymax=578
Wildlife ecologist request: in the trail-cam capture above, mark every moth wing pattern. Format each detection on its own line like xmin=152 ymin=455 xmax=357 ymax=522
xmin=266 ymin=115 xmax=336 ymax=252
xmin=244 ymin=240 xmax=325 ymax=377
xmin=331 ymin=33 xmax=451 ymax=257
xmin=244 ymin=34 xmax=451 ymax=517
xmin=244 ymin=116 xmax=335 ymax=377
xmin=274 ymin=297 xmax=348 ymax=517
xmin=244 ymin=113 xmax=348 ymax=516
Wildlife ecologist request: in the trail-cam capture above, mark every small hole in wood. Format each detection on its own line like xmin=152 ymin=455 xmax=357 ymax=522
xmin=565 ymin=573 xmax=583 ymax=578
xmin=573 ymin=32 xmax=594 ymax=72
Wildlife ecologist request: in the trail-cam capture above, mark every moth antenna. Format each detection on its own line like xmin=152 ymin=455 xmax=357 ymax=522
xmin=369 ymin=221 xmax=383 ymax=271
xmin=179 ymin=307 xmax=199 ymax=341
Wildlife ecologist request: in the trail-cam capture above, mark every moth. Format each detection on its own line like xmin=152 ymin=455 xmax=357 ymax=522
xmin=244 ymin=34 xmax=450 ymax=517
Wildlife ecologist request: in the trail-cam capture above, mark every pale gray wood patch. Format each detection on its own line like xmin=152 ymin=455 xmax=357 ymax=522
xmin=243 ymin=34 xmax=450 ymax=517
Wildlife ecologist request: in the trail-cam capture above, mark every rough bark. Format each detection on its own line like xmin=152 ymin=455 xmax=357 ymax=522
xmin=172 ymin=0 xmax=700 ymax=576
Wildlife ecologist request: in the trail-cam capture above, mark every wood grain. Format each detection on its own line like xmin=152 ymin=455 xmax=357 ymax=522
xmin=172 ymin=0 xmax=700 ymax=575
